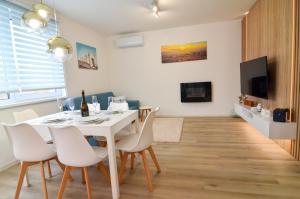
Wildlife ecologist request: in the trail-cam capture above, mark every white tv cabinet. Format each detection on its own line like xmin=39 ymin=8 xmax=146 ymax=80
xmin=234 ymin=103 xmax=296 ymax=139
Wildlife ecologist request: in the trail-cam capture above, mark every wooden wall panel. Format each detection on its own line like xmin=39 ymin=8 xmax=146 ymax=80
xmin=293 ymin=0 xmax=300 ymax=159
xmin=245 ymin=0 xmax=293 ymax=109
xmin=242 ymin=18 xmax=247 ymax=61
xmin=243 ymin=0 xmax=297 ymax=154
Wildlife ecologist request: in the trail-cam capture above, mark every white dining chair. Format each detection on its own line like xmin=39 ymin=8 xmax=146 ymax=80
xmin=2 ymin=123 xmax=64 ymax=199
xmin=95 ymin=101 xmax=133 ymax=148
xmin=13 ymin=109 xmax=54 ymax=187
xmin=13 ymin=109 xmax=39 ymax=122
xmin=49 ymin=126 xmax=110 ymax=199
xmin=117 ymin=107 xmax=161 ymax=192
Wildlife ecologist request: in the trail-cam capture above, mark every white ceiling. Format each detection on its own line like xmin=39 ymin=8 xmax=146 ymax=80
xmin=21 ymin=0 xmax=256 ymax=36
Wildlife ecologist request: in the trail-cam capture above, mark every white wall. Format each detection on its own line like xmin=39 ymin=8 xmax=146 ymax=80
xmin=107 ymin=20 xmax=242 ymax=116
xmin=60 ymin=16 xmax=110 ymax=96
xmin=0 ymin=15 xmax=109 ymax=170
xmin=0 ymin=19 xmax=242 ymax=170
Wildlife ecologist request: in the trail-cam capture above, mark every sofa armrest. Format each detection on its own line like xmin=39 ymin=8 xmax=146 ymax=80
xmin=127 ymin=100 xmax=140 ymax=110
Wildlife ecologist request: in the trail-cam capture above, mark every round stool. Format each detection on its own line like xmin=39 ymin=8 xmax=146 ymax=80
xmin=139 ymin=106 xmax=152 ymax=122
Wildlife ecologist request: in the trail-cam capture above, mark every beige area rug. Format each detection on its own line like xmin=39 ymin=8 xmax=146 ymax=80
xmin=152 ymin=117 xmax=184 ymax=142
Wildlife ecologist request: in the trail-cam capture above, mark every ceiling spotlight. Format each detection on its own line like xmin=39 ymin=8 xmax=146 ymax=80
xmin=152 ymin=5 xmax=158 ymax=13
xmin=244 ymin=11 xmax=250 ymax=15
xmin=151 ymin=1 xmax=159 ymax=18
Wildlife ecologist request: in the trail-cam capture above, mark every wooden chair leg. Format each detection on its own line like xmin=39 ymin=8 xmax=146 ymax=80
xmin=148 ymin=146 xmax=161 ymax=173
xmin=130 ymin=153 xmax=135 ymax=170
xmin=82 ymin=168 xmax=86 ymax=184
xmin=15 ymin=162 xmax=29 ymax=199
xmin=119 ymin=150 xmax=123 ymax=160
xmin=140 ymin=151 xmax=153 ymax=192
xmin=83 ymin=167 xmax=92 ymax=199
xmin=25 ymin=171 xmax=31 ymax=187
xmin=97 ymin=140 xmax=107 ymax=147
xmin=57 ymin=166 xmax=71 ymax=199
xmin=142 ymin=110 xmax=144 ymax=122
xmin=55 ymin=157 xmax=64 ymax=171
xmin=118 ymin=152 xmax=129 ymax=184
xmin=40 ymin=161 xmax=49 ymax=199
xmin=54 ymin=157 xmax=73 ymax=181
xmin=98 ymin=162 xmax=110 ymax=183
xmin=47 ymin=161 xmax=52 ymax=178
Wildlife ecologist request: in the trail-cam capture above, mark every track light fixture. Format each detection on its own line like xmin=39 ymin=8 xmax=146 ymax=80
xmin=151 ymin=0 xmax=159 ymax=18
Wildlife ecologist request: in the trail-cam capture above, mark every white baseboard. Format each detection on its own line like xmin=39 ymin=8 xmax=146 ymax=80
xmin=0 ymin=160 xmax=19 ymax=172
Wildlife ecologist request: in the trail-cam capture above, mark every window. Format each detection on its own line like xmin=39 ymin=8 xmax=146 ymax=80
xmin=0 ymin=0 xmax=66 ymax=108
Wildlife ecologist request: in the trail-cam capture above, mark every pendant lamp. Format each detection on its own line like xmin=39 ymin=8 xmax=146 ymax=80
xmin=47 ymin=2 xmax=72 ymax=61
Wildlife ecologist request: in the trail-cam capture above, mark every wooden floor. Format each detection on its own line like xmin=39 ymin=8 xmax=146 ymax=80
xmin=1 ymin=117 xmax=300 ymax=199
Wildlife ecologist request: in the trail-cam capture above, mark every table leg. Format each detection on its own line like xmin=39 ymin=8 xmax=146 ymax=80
xmin=106 ymin=133 xmax=120 ymax=199
xmin=134 ymin=118 xmax=140 ymax=133
xmin=25 ymin=171 xmax=31 ymax=187
xmin=140 ymin=110 xmax=144 ymax=122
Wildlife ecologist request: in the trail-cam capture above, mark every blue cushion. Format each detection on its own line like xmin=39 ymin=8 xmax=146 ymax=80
xmin=128 ymin=100 xmax=140 ymax=110
xmin=95 ymin=92 xmax=114 ymax=110
xmin=88 ymin=137 xmax=98 ymax=146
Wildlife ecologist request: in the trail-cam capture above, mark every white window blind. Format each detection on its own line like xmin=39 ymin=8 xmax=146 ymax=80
xmin=0 ymin=0 xmax=65 ymax=95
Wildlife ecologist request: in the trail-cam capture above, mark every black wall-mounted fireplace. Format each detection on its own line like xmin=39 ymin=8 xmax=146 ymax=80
xmin=181 ymin=82 xmax=212 ymax=102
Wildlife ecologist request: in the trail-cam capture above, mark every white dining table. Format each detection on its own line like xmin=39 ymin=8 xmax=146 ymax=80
xmin=26 ymin=110 xmax=139 ymax=199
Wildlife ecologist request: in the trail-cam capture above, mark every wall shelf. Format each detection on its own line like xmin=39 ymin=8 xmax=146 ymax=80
xmin=234 ymin=103 xmax=296 ymax=139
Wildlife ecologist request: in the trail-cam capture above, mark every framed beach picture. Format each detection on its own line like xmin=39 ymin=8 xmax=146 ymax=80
xmin=161 ymin=41 xmax=207 ymax=64
xmin=76 ymin=42 xmax=98 ymax=70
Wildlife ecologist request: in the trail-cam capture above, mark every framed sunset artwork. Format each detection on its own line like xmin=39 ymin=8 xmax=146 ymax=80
xmin=161 ymin=41 xmax=207 ymax=63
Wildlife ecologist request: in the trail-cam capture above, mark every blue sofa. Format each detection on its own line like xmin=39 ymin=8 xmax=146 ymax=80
xmin=63 ymin=91 xmax=139 ymax=111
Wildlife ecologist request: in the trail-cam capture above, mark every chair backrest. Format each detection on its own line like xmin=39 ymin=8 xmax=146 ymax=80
xmin=108 ymin=102 xmax=129 ymax=112
xmin=49 ymin=126 xmax=100 ymax=167
xmin=134 ymin=107 xmax=159 ymax=151
xmin=2 ymin=123 xmax=55 ymax=162
xmin=13 ymin=109 xmax=39 ymax=123
xmin=14 ymin=109 xmax=52 ymax=142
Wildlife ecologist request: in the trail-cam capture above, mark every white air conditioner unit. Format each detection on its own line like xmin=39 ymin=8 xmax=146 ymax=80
xmin=115 ymin=35 xmax=144 ymax=48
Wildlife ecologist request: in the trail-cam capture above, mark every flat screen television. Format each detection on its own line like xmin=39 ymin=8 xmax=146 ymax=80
xmin=240 ymin=56 xmax=268 ymax=99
